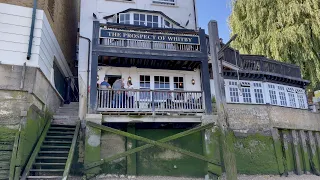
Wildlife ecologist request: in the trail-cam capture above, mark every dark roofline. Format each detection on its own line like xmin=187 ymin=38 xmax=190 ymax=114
xmin=103 ymin=8 xmax=184 ymax=28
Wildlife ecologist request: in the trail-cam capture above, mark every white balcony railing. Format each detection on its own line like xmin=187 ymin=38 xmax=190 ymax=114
xmin=97 ymin=89 xmax=204 ymax=113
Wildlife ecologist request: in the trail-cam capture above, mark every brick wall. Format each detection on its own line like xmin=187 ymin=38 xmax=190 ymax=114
xmin=0 ymin=0 xmax=78 ymax=74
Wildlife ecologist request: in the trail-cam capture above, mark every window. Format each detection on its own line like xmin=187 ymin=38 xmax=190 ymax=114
xmin=153 ymin=0 xmax=176 ymax=5
xmin=119 ymin=13 xmax=130 ymax=24
xmin=242 ymin=88 xmax=252 ymax=103
xmin=47 ymin=0 xmax=55 ymax=20
xmin=278 ymin=86 xmax=287 ymax=106
xmin=154 ymin=76 xmax=170 ymax=101
xmin=288 ymin=93 xmax=296 ymax=108
xmin=140 ymin=75 xmax=151 ymax=100
xmin=174 ymin=77 xmax=184 ymax=90
xmin=297 ymin=94 xmax=306 ymax=109
xmin=268 ymin=84 xmax=277 ymax=105
xmin=164 ymin=19 xmax=171 ymax=28
xmin=147 ymin=15 xmax=159 ymax=27
xmin=134 ymin=13 xmax=146 ymax=26
xmin=253 ymin=83 xmax=264 ymax=104
xmin=230 ymin=87 xmax=239 ymax=103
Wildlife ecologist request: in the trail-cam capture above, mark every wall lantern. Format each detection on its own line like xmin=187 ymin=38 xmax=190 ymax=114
xmin=128 ymin=76 xmax=132 ymax=81
xmin=191 ymin=78 xmax=195 ymax=85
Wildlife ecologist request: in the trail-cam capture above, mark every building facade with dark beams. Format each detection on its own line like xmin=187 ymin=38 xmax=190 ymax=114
xmin=79 ymin=0 xmax=215 ymax=178
xmin=218 ymin=45 xmax=309 ymax=109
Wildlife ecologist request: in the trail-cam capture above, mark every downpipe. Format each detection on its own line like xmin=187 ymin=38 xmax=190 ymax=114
xmin=27 ymin=0 xmax=38 ymax=60
xmin=79 ymin=36 xmax=91 ymax=114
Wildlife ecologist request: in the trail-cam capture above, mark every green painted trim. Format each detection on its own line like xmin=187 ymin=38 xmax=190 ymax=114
xmin=9 ymin=130 xmax=21 ymax=180
xmin=84 ymin=122 xmax=216 ymax=170
xmin=63 ymin=122 xmax=81 ymax=180
xmin=20 ymin=119 xmax=51 ymax=180
xmin=126 ymin=124 xmax=136 ymax=176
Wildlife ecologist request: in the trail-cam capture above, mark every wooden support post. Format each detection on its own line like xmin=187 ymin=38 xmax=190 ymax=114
xmin=315 ymin=132 xmax=320 ymax=165
xmin=9 ymin=130 xmax=20 ymax=180
xmin=271 ymin=128 xmax=285 ymax=175
xmin=299 ymin=130 xmax=311 ymax=173
xmin=126 ymin=124 xmax=137 ymax=177
xmin=84 ymin=114 xmax=102 ymax=177
xmin=307 ymin=131 xmax=320 ymax=174
xmin=281 ymin=130 xmax=290 ymax=175
xmin=291 ymin=130 xmax=302 ymax=175
xmin=208 ymin=20 xmax=237 ymax=180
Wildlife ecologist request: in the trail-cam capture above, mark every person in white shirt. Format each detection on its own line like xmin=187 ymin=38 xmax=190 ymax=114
xmin=126 ymin=81 xmax=134 ymax=108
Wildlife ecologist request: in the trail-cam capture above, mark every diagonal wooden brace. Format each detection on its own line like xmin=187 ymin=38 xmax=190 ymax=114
xmin=85 ymin=122 xmax=220 ymax=171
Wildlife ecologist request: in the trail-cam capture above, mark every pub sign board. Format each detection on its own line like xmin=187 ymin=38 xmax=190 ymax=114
xmin=100 ymin=29 xmax=200 ymax=45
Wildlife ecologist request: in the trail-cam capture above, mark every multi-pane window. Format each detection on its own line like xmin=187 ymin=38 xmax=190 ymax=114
xmin=140 ymin=75 xmax=151 ymax=100
xmin=297 ymin=94 xmax=306 ymax=109
xmin=288 ymin=93 xmax=296 ymax=108
xmin=253 ymin=83 xmax=264 ymax=104
xmin=174 ymin=77 xmax=184 ymax=90
xmin=133 ymin=13 xmax=146 ymax=26
xmin=154 ymin=76 xmax=170 ymax=100
xmin=242 ymin=88 xmax=252 ymax=103
xmin=229 ymin=81 xmax=239 ymax=103
xmin=119 ymin=13 xmax=130 ymax=24
xmin=268 ymin=84 xmax=277 ymax=105
xmin=147 ymin=15 xmax=159 ymax=27
xmin=278 ymin=86 xmax=287 ymax=106
xmin=153 ymin=0 xmax=176 ymax=5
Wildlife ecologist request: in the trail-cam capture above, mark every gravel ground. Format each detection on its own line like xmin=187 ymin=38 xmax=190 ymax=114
xmin=94 ymin=174 xmax=320 ymax=180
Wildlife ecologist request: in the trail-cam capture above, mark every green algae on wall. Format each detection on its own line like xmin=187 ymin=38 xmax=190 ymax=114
xmin=234 ymin=133 xmax=279 ymax=175
xmin=15 ymin=105 xmax=52 ymax=169
xmin=136 ymin=129 xmax=206 ymax=178
xmin=0 ymin=126 xmax=17 ymax=179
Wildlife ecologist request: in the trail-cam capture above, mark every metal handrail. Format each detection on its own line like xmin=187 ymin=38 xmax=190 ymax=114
xmin=62 ymin=122 xmax=81 ymax=180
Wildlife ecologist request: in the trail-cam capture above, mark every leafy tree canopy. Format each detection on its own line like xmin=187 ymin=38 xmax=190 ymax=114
xmin=229 ymin=0 xmax=320 ymax=87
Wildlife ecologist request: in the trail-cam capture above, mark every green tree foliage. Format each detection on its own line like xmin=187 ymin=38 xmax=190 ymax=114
xmin=229 ymin=0 xmax=320 ymax=87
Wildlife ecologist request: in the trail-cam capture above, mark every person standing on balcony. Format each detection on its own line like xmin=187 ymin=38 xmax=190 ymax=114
xmin=126 ymin=80 xmax=134 ymax=108
xmin=99 ymin=77 xmax=111 ymax=108
xmin=112 ymin=78 xmax=124 ymax=108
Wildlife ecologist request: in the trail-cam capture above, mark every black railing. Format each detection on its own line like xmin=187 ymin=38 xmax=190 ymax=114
xmin=65 ymin=77 xmax=79 ymax=103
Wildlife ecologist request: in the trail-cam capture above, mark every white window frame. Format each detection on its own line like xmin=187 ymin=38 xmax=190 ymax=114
xmin=268 ymin=84 xmax=278 ymax=105
xmin=146 ymin=14 xmax=159 ymax=28
xmin=133 ymin=13 xmax=146 ymax=26
xmin=253 ymin=82 xmax=264 ymax=104
xmin=152 ymin=0 xmax=176 ymax=6
xmin=225 ymin=80 xmax=240 ymax=103
xmin=119 ymin=13 xmax=131 ymax=24
xmin=277 ymin=85 xmax=287 ymax=107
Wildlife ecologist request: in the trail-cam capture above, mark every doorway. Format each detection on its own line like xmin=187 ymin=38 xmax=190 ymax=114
xmin=105 ymin=75 xmax=122 ymax=87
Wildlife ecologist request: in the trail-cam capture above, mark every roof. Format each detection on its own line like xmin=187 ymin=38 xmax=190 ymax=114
xmin=103 ymin=8 xmax=184 ymax=28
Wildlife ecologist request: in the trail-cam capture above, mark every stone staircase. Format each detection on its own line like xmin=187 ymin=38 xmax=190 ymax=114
xmin=26 ymin=103 xmax=79 ymax=179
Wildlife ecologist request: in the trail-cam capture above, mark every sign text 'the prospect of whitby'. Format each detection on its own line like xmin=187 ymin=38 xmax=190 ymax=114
xmin=100 ymin=29 xmax=200 ymax=45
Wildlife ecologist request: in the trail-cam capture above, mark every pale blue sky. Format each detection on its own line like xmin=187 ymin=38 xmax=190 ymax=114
xmin=197 ymin=0 xmax=231 ymax=42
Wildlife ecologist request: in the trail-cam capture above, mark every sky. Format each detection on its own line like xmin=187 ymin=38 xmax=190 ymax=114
xmin=197 ymin=0 xmax=232 ymax=42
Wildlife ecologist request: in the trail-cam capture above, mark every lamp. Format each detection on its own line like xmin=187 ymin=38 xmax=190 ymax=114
xmin=191 ymin=78 xmax=195 ymax=85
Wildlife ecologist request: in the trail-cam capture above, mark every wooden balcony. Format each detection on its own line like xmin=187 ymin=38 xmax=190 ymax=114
xmin=97 ymin=89 xmax=204 ymax=114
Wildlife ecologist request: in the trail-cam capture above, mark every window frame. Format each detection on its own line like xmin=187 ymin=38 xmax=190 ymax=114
xmin=152 ymin=0 xmax=176 ymax=6
xmin=119 ymin=13 xmax=131 ymax=24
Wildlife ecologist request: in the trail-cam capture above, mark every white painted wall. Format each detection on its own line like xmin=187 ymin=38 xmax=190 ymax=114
xmin=0 ymin=3 xmax=73 ymax=87
xmin=97 ymin=66 xmax=202 ymax=91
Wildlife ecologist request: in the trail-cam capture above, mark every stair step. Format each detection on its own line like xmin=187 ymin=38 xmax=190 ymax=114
xmin=47 ymin=131 xmax=74 ymax=135
xmin=50 ymin=124 xmax=76 ymax=128
xmin=33 ymin=163 xmax=66 ymax=166
xmin=46 ymin=136 xmax=73 ymax=139
xmin=49 ymin=127 xmax=75 ymax=131
xmin=27 ymin=176 xmax=63 ymax=179
xmin=41 ymin=145 xmax=70 ymax=149
xmin=39 ymin=151 xmax=69 ymax=154
xmin=43 ymin=141 xmax=72 ymax=144
xmin=30 ymin=169 xmax=64 ymax=172
xmin=36 ymin=157 xmax=67 ymax=160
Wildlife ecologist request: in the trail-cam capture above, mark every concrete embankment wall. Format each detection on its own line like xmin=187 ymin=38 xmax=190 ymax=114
xmin=0 ymin=64 xmax=63 ymax=178
xmin=226 ymin=104 xmax=320 ymax=175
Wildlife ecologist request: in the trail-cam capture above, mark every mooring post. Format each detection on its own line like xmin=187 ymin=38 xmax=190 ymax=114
xmin=271 ymin=128 xmax=285 ymax=175
xmin=208 ymin=20 xmax=238 ymax=180
xmin=299 ymin=130 xmax=311 ymax=173
xmin=291 ymin=130 xmax=302 ymax=175
xmin=307 ymin=131 xmax=320 ymax=174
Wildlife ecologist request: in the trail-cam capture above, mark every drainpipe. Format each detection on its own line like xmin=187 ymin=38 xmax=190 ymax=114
xmin=27 ymin=0 xmax=37 ymax=60
xmin=192 ymin=0 xmax=198 ymax=30
xmin=79 ymin=36 xmax=91 ymax=113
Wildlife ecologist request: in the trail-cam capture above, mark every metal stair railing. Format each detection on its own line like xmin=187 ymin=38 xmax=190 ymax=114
xmin=62 ymin=121 xmax=81 ymax=180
